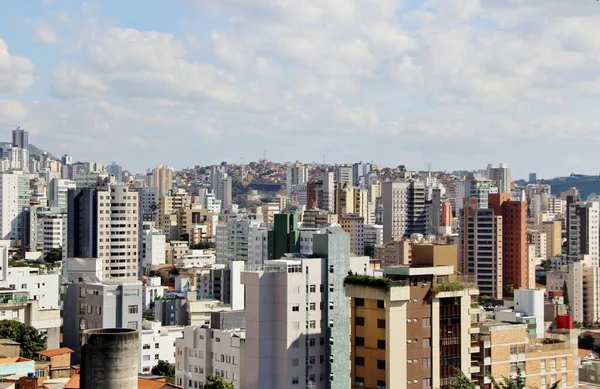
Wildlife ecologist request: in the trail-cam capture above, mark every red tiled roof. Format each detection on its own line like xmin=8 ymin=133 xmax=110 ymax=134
xmin=64 ymin=374 xmax=80 ymax=389
xmin=64 ymin=374 xmax=181 ymax=389
xmin=37 ymin=347 xmax=73 ymax=357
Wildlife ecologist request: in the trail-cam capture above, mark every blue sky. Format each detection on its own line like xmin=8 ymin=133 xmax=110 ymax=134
xmin=1 ymin=0 xmax=600 ymax=178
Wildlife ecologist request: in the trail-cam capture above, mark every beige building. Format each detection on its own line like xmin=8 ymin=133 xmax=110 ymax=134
xmin=345 ymin=265 xmax=480 ymax=389
xmin=151 ymin=164 xmax=174 ymax=197
xmin=474 ymin=323 xmax=577 ymax=389
xmin=158 ymin=189 xmax=192 ymax=238
xmin=339 ymin=214 xmax=365 ymax=256
xmin=541 ymin=221 xmax=563 ymax=258
xmin=374 ymin=239 xmax=411 ymax=266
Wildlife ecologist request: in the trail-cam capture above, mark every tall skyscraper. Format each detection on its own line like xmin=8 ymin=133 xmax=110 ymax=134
xmin=286 ymin=162 xmax=308 ymax=199
xmin=489 ymin=193 xmax=528 ymax=291
xmin=67 ymin=185 xmax=139 ymax=280
xmin=567 ymin=201 xmax=600 ymax=267
xmin=382 ymin=181 xmax=426 ymax=243
xmin=210 ymin=165 xmax=232 ymax=211
xmin=487 ymin=163 xmax=511 ymax=193
xmin=12 ymin=126 xmax=28 ymax=149
xmin=0 ymin=173 xmax=20 ymax=241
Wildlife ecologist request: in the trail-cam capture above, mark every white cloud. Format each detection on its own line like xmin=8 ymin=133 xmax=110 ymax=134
xmin=34 ymin=23 xmax=58 ymax=44
xmin=0 ymin=38 xmax=35 ymax=93
xmin=0 ymin=100 xmax=27 ymax=120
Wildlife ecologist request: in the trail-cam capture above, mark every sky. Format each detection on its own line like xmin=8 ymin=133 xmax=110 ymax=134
xmin=1 ymin=0 xmax=600 ymax=179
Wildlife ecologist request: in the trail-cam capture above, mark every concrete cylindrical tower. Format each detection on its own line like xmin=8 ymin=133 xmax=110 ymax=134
xmin=81 ymin=328 xmax=139 ymax=389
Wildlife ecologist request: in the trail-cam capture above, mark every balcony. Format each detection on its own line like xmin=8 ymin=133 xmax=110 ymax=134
xmin=469 ymin=322 xmax=480 ymax=334
xmin=470 ymin=364 xmax=481 ymax=374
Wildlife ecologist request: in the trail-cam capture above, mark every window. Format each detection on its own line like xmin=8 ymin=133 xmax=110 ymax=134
xmin=377 ymin=380 xmax=386 ymax=388
xmin=377 ymin=359 xmax=385 ymax=370
xmin=377 ymin=300 xmax=385 ymax=309
xmin=510 ymin=345 xmax=517 ymax=355
xmin=127 ymin=321 xmax=138 ymax=330
xmin=377 ymin=339 xmax=386 ymax=349
xmin=355 ymin=298 xmax=364 ymax=306
xmin=292 ymin=358 xmax=299 ymax=367
xmin=155 ymin=354 xmax=159 ymax=360
xmin=319 ymin=355 xmax=324 ymax=364
xmin=292 ymin=304 xmax=299 ymax=312
xmin=310 ymin=303 xmax=316 ymax=311
xmin=143 ymin=344 xmax=150 ymax=350
xmin=541 ymin=360 xmax=546 ymax=371
xmin=356 ymin=317 xmax=365 ymax=326
xmin=309 ymin=338 xmax=315 ymax=346
xmin=356 ymin=337 xmax=365 ymax=346
xmin=423 ymin=317 xmax=431 ymax=327
xmin=355 ymin=377 xmax=365 ymax=386
xmin=128 ymin=305 xmax=138 ymax=314
xmin=309 ymin=320 xmax=316 ymax=329
xmin=423 ymin=357 xmax=431 ymax=367
xmin=423 ymin=338 xmax=431 ymax=348
xmin=143 ymin=355 xmax=151 ymax=361
xmin=292 ymin=377 xmax=299 ymax=385
xmin=320 ymin=284 xmax=324 ymax=292
xmin=377 ymin=319 xmax=386 ymax=329
xmin=320 ymin=337 xmax=325 ymax=346
xmin=551 ymin=359 xmax=556 ymax=369
xmin=309 ymin=356 xmax=316 ymax=364
xmin=155 ymin=343 xmax=159 ymax=348
xmin=423 ymin=378 xmax=432 ymax=388
xmin=97 ymin=306 xmax=102 ymax=315
xmin=561 ymin=357 xmax=567 ymax=368
xmin=310 ymin=285 xmax=316 ymax=293
xmin=355 ymin=356 xmax=365 ymax=366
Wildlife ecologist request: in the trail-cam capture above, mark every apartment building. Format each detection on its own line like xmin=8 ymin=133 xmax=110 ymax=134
xmin=175 ymin=323 xmax=245 ymax=389
xmin=241 ymin=230 xmax=366 ymax=389
xmin=382 ymin=181 xmax=426 ymax=243
xmin=460 ymin=199 xmax=503 ymax=298
xmin=375 ymin=239 xmax=411 ymax=266
xmin=141 ymin=225 xmax=166 ymax=274
xmin=287 ymin=162 xmax=308 ymax=199
xmin=302 ymin=209 xmax=338 ymax=229
xmin=345 ymin=265 xmax=480 ymax=389
xmin=567 ymin=201 xmax=600 ymax=266
xmin=215 ymin=215 xmax=269 ymax=265
xmin=473 ymin=323 xmax=577 ymax=389
xmin=67 ymin=185 xmax=139 ymax=280
xmin=143 ymin=277 xmax=168 ymax=311
xmin=140 ymin=321 xmax=184 ymax=374
xmin=542 ymin=221 xmax=563 ymax=258
xmin=489 ymin=193 xmax=528 ymax=291
xmin=339 ymin=214 xmax=365 ymax=256
xmin=63 ymin=277 xmax=143 ymax=363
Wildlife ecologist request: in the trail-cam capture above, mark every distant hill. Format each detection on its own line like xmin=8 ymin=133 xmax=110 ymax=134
xmin=540 ymin=175 xmax=600 ymax=199
xmin=28 ymin=144 xmax=58 ymax=162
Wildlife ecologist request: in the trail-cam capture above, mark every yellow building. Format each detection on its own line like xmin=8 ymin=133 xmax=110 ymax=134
xmin=475 ymin=323 xmax=578 ymax=389
xmin=345 ymin=265 xmax=480 ymax=389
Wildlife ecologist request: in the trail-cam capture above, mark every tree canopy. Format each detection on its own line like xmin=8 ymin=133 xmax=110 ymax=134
xmin=0 ymin=320 xmax=47 ymax=359
xmin=204 ymin=375 xmax=235 ymax=389
xmin=190 ymin=241 xmax=215 ymax=250
xmin=151 ymin=360 xmax=175 ymax=383
xmin=44 ymin=247 xmax=62 ymax=263
xmin=449 ymin=366 xmax=561 ymax=389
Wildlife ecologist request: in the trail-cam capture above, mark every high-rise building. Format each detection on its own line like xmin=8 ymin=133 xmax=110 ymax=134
xmin=529 ymin=172 xmax=537 ymax=183
xmin=489 ymin=193 xmax=528 ymax=291
xmin=106 ymin=161 xmax=123 ymax=182
xmin=334 ymin=164 xmax=353 ymax=184
xmin=63 ymin=277 xmax=143 ymax=364
xmin=487 ymin=163 xmax=511 ymax=193
xmin=0 ymin=173 xmax=19 ymax=241
xmin=48 ymin=178 xmax=76 ymax=208
xmin=382 ymin=181 xmax=426 ymax=243
xmin=339 ymin=214 xmax=365 ymax=256
xmin=242 ymin=229 xmax=364 ymax=389
xmin=67 ymin=185 xmax=139 ymax=280
xmin=286 ymin=162 xmax=308 ymax=199
xmin=345 ymin=263 xmax=480 ymax=389
xmin=11 ymin=127 xmax=28 ymax=149
xmin=151 ymin=164 xmax=174 ymax=197
xmin=268 ymin=213 xmax=300 ymax=260
xmin=216 ymin=215 xmax=270 ymax=265
xmin=541 ymin=220 xmax=562 ymax=258
xmin=567 ymin=201 xmax=600 ymax=266
xmin=210 ymin=165 xmax=232 ymax=211
xmin=460 ymin=199 xmax=503 ymax=298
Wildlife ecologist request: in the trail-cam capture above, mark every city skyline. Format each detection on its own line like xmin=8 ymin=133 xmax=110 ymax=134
xmin=2 ymin=1 xmax=600 ymax=177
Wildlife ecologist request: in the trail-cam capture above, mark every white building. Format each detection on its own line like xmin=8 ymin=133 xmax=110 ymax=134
xmin=241 ymin=232 xmax=370 ymax=389
xmin=568 ymin=201 xmax=600 ymax=267
xmin=0 ymin=173 xmax=19 ymax=241
xmin=175 ymin=326 xmax=245 ymax=389
xmin=364 ymin=224 xmax=383 ymax=253
xmin=48 ymin=178 xmax=75 ymax=209
xmin=513 ymin=289 xmax=545 ymax=338
xmin=142 ymin=227 xmax=167 ymax=274
xmin=215 ymin=215 xmax=270 ymax=265
xmin=140 ymin=321 xmax=184 ymax=374
xmin=35 ymin=211 xmax=67 ymax=254
xmin=286 ymin=163 xmax=308 ymax=199
xmin=143 ymin=276 xmax=168 ymax=311
xmin=175 ymin=250 xmax=216 ymax=270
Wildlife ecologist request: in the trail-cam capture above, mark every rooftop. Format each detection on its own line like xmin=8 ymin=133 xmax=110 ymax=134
xmin=37 ymin=347 xmax=73 ymax=358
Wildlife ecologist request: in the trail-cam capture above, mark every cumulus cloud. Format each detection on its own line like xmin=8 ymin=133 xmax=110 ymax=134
xmin=6 ymin=0 xmax=600 ymax=176
xmin=34 ymin=23 xmax=58 ymax=44
xmin=0 ymin=38 xmax=35 ymax=93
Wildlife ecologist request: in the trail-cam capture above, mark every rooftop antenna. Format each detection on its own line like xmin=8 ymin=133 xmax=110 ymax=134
xmin=322 ymin=154 xmax=325 ymax=165
xmin=263 ymin=150 xmax=266 ymax=161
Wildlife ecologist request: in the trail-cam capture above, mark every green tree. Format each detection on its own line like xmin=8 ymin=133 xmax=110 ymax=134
xmin=44 ymin=247 xmax=62 ymax=263
xmin=450 ymin=366 xmax=561 ymax=389
xmin=151 ymin=360 xmax=175 ymax=383
xmin=504 ymin=283 xmax=514 ymax=297
xmin=204 ymin=375 xmax=234 ymax=389
xmin=0 ymin=320 xmax=46 ymax=359
xmin=190 ymin=242 xmax=215 ymax=250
